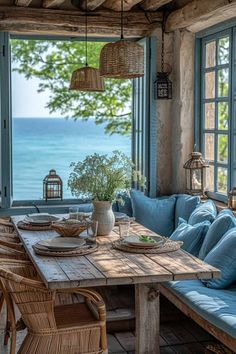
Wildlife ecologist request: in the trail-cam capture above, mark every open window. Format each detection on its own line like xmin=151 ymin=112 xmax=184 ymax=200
xmin=0 ymin=34 xmax=156 ymax=211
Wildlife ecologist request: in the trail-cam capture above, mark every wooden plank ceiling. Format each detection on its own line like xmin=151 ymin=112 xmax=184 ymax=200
xmin=0 ymin=0 xmax=193 ymax=37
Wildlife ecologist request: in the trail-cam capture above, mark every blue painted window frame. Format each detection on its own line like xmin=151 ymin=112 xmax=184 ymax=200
xmin=0 ymin=33 xmax=157 ymax=214
xmin=195 ymin=22 xmax=236 ymax=203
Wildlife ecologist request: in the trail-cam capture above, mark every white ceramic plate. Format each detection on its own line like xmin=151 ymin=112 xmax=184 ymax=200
xmin=24 ymin=213 xmax=61 ymax=225
xmin=124 ymin=235 xmax=164 ymax=248
xmin=37 ymin=237 xmax=85 ymax=251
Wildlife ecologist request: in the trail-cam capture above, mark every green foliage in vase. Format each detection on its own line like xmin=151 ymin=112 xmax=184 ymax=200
xmin=68 ymin=151 xmax=145 ymax=202
xmin=11 ymin=39 xmax=132 ymax=136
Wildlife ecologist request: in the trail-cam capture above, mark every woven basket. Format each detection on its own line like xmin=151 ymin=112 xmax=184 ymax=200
xmin=51 ymin=220 xmax=89 ymax=237
xmin=100 ymin=40 xmax=144 ymax=79
xmin=70 ymin=66 xmax=105 ymax=92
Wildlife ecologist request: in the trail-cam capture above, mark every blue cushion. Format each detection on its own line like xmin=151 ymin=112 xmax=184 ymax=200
xmin=203 ymin=227 xmax=236 ymax=289
xmin=77 ymin=203 xmax=93 ymax=212
xmin=174 ymin=194 xmax=200 ymax=228
xmin=164 ymin=280 xmax=236 ymax=339
xmin=116 ymin=192 xmax=133 ymax=216
xmin=188 ymin=200 xmax=217 ymax=225
xmin=199 ymin=209 xmax=236 ymax=260
xmin=130 ymin=190 xmax=176 ymax=237
xmin=170 ymin=219 xmax=210 ymax=256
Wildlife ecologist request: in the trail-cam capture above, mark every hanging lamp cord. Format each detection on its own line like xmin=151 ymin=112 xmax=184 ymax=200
xmin=121 ymin=0 xmax=124 ymax=40
xmin=85 ymin=0 xmax=88 ymax=66
xmin=161 ymin=13 xmax=165 ymax=73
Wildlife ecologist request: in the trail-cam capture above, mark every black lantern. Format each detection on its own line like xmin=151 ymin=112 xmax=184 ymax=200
xmin=154 ymin=72 xmax=172 ymax=100
xmin=228 ymin=188 xmax=236 ymax=210
xmin=154 ymin=14 xmax=172 ymax=100
xmin=43 ymin=169 xmax=63 ymax=202
xmin=183 ymin=152 xmax=209 ymax=197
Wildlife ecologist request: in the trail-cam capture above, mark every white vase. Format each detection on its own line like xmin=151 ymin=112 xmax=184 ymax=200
xmin=92 ymin=201 xmax=115 ymax=236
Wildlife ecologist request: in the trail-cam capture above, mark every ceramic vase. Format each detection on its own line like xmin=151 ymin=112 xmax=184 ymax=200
xmin=92 ymin=201 xmax=115 ymax=236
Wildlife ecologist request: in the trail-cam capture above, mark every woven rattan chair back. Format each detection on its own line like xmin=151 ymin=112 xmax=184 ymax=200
xmin=0 ymin=263 xmax=108 ymax=354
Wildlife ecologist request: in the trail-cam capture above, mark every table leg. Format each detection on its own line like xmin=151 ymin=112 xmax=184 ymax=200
xmin=135 ymin=283 xmax=160 ymax=354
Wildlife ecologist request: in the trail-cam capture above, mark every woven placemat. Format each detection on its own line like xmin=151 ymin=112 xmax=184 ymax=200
xmin=112 ymin=238 xmax=183 ymax=254
xmin=17 ymin=221 xmax=52 ymax=231
xmin=33 ymin=242 xmax=98 ymax=257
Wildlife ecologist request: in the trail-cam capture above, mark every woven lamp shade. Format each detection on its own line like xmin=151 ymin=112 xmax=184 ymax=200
xmin=70 ymin=66 xmax=104 ymax=92
xmin=100 ymin=40 xmax=144 ymax=79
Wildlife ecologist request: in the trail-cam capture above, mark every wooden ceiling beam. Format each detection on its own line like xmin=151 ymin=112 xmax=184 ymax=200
xmin=15 ymin=0 xmax=33 ymax=7
xmin=166 ymin=0 xmax=236 ymax=33
xmin=140 ymin=0 xmax=172 ymax=11
xmin=103 ymin=0 xmax=142 ymax=11
xmin=79 ymin=0 xmax=106 ymax=11
xmin=0 ymin=6 xmax=162 ymax=37
xmin=43 ymin=0 xmax=66 ymax=8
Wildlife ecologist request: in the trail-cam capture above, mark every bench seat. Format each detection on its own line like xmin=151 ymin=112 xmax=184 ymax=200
xmin=159 ymin=280 xmax=236 ymax=351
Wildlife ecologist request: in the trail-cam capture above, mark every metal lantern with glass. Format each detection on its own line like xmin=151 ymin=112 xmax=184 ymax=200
xmin=228 ymin=188 xmax=236 ymax=210
xmin=183 ymin=152 xmax=209 ymax=197
xmin=154 ymin=14 xmax=172 ymax=100
xmin=43 ymin=169 xmax=63 ymax=201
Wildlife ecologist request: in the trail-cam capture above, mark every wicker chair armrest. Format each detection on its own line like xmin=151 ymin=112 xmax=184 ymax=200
xmin=0 ymin=239 xmax=23 ymax=251
xmin=0 ymin=267 xmax=46 ymax=290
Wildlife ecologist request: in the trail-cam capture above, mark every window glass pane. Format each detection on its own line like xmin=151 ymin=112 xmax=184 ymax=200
xmin=218 ymin=37 xmax=229 ymax=65
xmin=218 ymin=68 xmax=229 ymax=97
xmin=206 ymin=165 xmax=214 ymax=191
xmin=204 ymin=133 xmax=215 ymax=161
xmin=204 ymin=102 xmax=215 ymax=129
xmin=205 ymin=71 xmax=215 ymax=99
xmin=217 ymin=167 xmax=228 ymax=193
xmin=218 ymin=134 xmax=228 ymax=163
xmin=205 ymin=41 xmax=216 ymax=68
xmin=218 ymin=102 xmax=229 ymax=130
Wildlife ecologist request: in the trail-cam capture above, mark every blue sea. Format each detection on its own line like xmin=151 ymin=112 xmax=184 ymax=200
xmin=13 ymin=118 xmax=131 ymax=200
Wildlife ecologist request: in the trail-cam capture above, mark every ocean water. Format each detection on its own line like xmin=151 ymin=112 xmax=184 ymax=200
xmin=13 ymin=118 xmax=131 ymax=200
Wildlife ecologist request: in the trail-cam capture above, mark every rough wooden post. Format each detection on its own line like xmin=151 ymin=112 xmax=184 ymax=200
xmin=135 ymin=283 xmax=160 ymax=354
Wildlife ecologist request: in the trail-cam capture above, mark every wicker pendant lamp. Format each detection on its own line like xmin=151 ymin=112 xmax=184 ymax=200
xmin=70 ymin=0 xmax=104 ymax=92
xmin=99 ymin=0 xmax=144 ymax=79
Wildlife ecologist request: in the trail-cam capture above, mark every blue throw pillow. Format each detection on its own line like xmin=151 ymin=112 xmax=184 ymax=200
xmin=199 ymin=209 xmax=236 ymax=260
xmin=203 ymin=227 xmax=236 ymax=289
xmin=174 ymin=194 xmax=200 ymax=228
xmin=130 ymin=190 xmax=176 ymax=237
xmin=188 ymin=200 xmax=217 ymax=225
xmin=170 ymin=219 xmax=210 ymax=256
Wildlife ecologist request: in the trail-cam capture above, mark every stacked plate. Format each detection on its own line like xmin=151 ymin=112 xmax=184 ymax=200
xmin=22 ymin=213 xmax=61 ymax=226
xmin=34 ymin=237 xmax=86 ymax=253
xmin=122 ymin=234 xmax=166 ymax=249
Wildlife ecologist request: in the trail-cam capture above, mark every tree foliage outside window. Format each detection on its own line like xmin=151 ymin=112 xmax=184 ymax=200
xmin=11 ymin=39 xmax=132 ymax=136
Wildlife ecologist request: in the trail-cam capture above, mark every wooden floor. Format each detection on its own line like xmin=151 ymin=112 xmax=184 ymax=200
xmin=0 ymin=297 xmax=221 ymax=354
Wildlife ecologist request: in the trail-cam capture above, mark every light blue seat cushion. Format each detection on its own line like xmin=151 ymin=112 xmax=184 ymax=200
xmin=170 ymin=219 xmax=210 ymax=256
xmin=130 ymin=190 xmax=176 ymax=237
xmin=188 ymin=200 xmax=217 ymax=226
xmin=174 ymin=194 xmax=200 ymax=228
xmin=199 ymin=209 xmax=236 ymax=260
xmin=203 ymin=228 xmax=236 ymax=289
xmin=164 ymin=280 xmax=236 ymax=339
xmin=115 ymin=192 xmax=133 ymax=216
xmin=77 ymin=203 xmax=93 ymax=212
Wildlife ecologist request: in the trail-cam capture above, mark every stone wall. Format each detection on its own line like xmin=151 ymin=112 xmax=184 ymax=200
xmin=151 ymin=28 xmax=195 ymax=195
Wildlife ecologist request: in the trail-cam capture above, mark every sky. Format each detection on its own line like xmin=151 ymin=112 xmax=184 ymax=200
xmin=12 ymin=71 xmax=63 ymax=118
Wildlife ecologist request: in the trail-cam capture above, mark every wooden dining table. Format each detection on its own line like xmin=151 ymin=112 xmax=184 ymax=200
xmin=11 ymin=215 xmax=220 ymax=354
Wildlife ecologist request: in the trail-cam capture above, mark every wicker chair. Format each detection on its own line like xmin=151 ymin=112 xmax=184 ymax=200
xmin=0 ymin=218 xmax=20 ymax=243
xmin=0 ymin=262 xmax=108 ymax=354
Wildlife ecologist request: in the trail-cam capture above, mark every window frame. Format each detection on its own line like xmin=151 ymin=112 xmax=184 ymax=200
xmin=0 ymin=33 xmax=157 ymax=214
xmin=195 ymin=24 xmax=235 ymax=203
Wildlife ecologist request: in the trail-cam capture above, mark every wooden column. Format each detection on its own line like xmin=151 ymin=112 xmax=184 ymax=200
xmin=135 ymin=283 xmax=160 ymax=354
